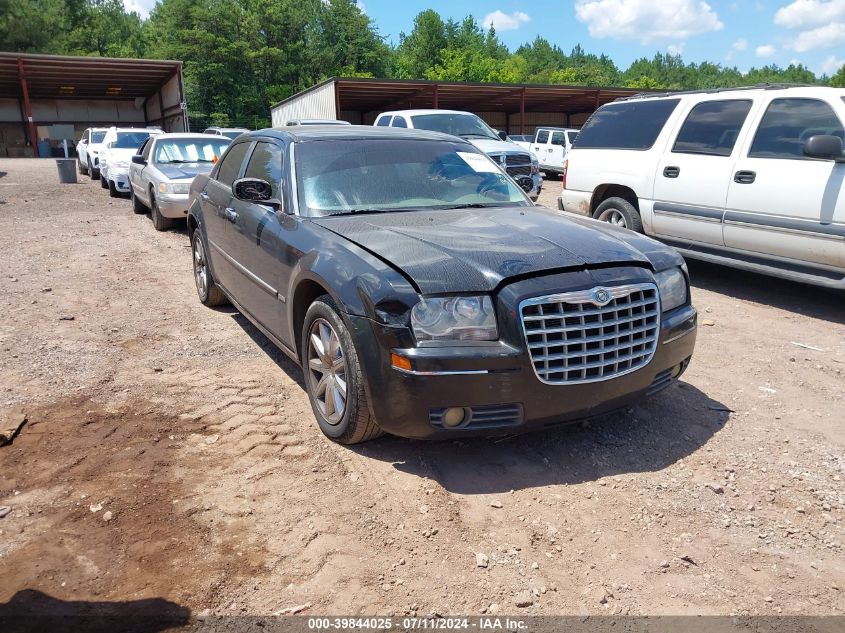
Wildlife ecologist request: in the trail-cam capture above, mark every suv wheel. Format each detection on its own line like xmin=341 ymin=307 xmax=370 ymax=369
xmin=78 ymin=160 xmax=88 ymax=175
xmin=130 ymin=187 xmax=147 ymax=214
xmin=190 ymin=227 xmax=227 ymax=307
xmin=302 ymin=297 xmax=383 ymax=445
xmin=100 ymin=173 xmax=108 ymax=189
xmin=594 ymin=197 xmax=643 ymax=233
xmin=108 ymin=179 xmax=120 ymax=198
xmin=90 ymin=165 xmax=99 ymax=180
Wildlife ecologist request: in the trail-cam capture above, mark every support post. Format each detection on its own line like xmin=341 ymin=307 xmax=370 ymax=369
xmin=520 ymin=87 xmax=526 ymax=135
xmin=177 ymin=65 xmax=188 ymax=131
xmin=334 ymin=80 xmax=341 ymax=122
xmin=158 ymin=88 xmax=166 ymax=129
xmin=18 ymin=59 xmax=39 ymax=158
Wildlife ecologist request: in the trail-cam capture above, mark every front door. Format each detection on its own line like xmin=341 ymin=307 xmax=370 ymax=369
xmin=651 ymin=98 xmax=755 ymax=246
xmin=226 ymin=140 xmax=291 ymax=338
xmin=724 ymin=97 xmax=845 ymax=270
xmin=201 ymin=140 xmax=253 ymax=292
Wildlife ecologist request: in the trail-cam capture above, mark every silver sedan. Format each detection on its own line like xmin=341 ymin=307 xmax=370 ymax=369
xmin=129 ymin=133 xmax=231 ymax=230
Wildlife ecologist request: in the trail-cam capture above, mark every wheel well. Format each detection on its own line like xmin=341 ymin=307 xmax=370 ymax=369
xmin=187 ymin=214 xmax=198 ymax=234
xmin=292 ymin=280 xmax=331 ymax=359
xmin=591 ymin=185 xmax=639 ymax=215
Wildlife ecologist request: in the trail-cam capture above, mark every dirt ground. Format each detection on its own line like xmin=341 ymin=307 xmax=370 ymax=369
xmin=0 ymin=160 xmax=843 ymax=619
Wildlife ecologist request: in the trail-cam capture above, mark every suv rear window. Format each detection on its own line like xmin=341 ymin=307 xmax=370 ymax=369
xmin=673 ymin=99 xmax=752 ymax=156
xmin=575 ymin=99 xmax=680 ymax=150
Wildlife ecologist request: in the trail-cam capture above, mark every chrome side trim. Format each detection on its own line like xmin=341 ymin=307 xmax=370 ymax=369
xmin=207 ymin=238 xmax=277 ymax=298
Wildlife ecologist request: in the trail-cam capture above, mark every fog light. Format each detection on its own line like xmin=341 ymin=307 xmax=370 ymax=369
xmin=442 ymin=407 xmax=469 ymax=428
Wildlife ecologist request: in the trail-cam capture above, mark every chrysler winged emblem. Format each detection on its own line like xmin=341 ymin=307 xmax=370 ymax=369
xmin=592 ymin=287 xmax=612 ymax=306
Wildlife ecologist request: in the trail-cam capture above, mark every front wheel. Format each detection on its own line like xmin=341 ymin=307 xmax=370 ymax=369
xmin=593 ymin=197 xmax=643 ymax=233
xmin=78 ymin=160 xmax=88 ymax=175
xmin=130 ymin=187 xmax=147 ymax=214
xmin=100 ymin=173 xmax=108 ymax=189
xmin=150 ymin=196 xmax=173 ymax=231
xmin=190 ymin=228 xmax=228 ymax=307
xmin=302 ymin=297 xmax=383 ymax=445
xmin=90 ymin=166 xmax=99 ymax=180
xmin=108 ymin=179 xmax=120 ymax=198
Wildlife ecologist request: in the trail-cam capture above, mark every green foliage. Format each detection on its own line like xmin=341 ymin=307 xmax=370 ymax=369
xmin=3 ymin=5 xmax=838 ymax=127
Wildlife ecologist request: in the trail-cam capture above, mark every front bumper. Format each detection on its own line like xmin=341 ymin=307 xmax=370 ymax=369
xmin=156 ymin=193 xmax=190 ymax=218
xmin=110 ymin=169 xmax=131 ymax=192
xmin=349 ymin=268 xmax=698 ymax=439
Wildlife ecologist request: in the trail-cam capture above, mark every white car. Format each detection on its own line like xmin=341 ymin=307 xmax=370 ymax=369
xmin=202 ymin=127 xmax=249 ymax=139
xmin=76 ymin=127 xmax=108 ymax=179
xmin=99 ymin=127 xmax=162 ymax=197
xmin=374 ymin=109 xmax=543 ymax=200
xmin=559 ymin=85 xmax=845 ymax=289
xmin=527 ymin=127 xmax=579 ymax=176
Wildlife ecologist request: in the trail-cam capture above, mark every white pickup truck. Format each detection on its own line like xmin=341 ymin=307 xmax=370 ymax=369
xmin=512 ymin=127 xmax=579 ymax=176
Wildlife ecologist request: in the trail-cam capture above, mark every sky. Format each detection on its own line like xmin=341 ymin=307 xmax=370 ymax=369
xmin=123 ymin=0 xmax=845 ymax=77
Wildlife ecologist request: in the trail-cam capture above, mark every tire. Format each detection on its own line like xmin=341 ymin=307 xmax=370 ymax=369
xmin=301 ymin=296 xmax=383 ymax=445
xmin=593 ymin=196 xmax=643 ymax=233
xmin=190 ymin=227 xmax=227 ymax=307
xmin=108 ymin=179 xmax=120 ymax=198
xmin=78 ymin=159 xmax=88 ymax=175
xmin=90 ymin=166 xmax=99 ymax=180
xmin=130 ymin=187 xmax=147 ymax=214
xmin=150 ymin=195 xmax=173 ymax=231
xmin=100 ymin=173 xmax=108 ymax=189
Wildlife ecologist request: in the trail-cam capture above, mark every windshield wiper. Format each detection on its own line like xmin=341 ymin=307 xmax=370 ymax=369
xmin=331 ymin=208 xmax=394 ymax=216
xmin=458 ymin=133 xmax=495 ymax=140
xmin=440 ymin=203 xmax=498 ymax=209
xmin=161 ymin=159 xmax=211 ymax=164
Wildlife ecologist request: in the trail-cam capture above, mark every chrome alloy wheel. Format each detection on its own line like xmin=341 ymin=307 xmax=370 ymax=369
xmin=307 ymin=318 xmax=348 ymax=425
xmin=193 ymin=235 xmax=209 ymax=299
xmin=597 ymin=207 xmax=628 ymax=228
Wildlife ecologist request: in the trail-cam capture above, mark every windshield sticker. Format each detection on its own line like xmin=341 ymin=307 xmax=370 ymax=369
xmin=457 ymin=152 xmax=500 ymax=173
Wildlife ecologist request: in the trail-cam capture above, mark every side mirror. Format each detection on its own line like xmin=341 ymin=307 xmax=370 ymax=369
xmin=233 ymin=177 xmax=283 ymax=212
xmin=131 ymin=154 xmax=146 ymax=165
xmin=803 ymin=135 xmax=845 ymax=162
xmin=497 ymin=130 xmax=508 ymax=141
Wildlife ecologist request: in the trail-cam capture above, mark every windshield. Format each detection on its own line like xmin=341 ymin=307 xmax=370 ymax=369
xmin=91 ymin=131 xmax=106 ymax=143
xmin=296 ymin=139 xmax=530 ymax=217
xmin=409 ymin=113 xmax=499 ymax=140
xmin=113 ymin=131 xmax=154 ymax=149
xmin=154 ymin=138 xmax=231 ymax=164
xmin=222 ymin=131 xmax=244 ymax=139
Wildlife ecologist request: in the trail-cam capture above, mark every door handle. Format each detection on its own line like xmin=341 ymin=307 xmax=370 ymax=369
xmin=734 ymin=170 xmax=756 ymax=184
xmin=224 ymin=208 xmax=238 ymax=223
xmin=663 ymin=166 xmax=680 ymax=178
xmin=200 ymin=192 xmax=209 ymax=200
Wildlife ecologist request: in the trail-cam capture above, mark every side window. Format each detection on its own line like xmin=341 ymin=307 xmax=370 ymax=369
xmin=550 ymin=131 xmax=566 ymax=146
xmin=82 ymin=130 xmax=90 ymax=143
xmin=376 ymin=116 xmax=392 ymax=127
xmin=391 ymin=117 xmax=408 ymax=128
xmin=216 ymin=141 xmax=251 ymax=188
xmin=567 ymin=132 xmax=578 ymax=145
xmin=243 ymin=142 xmax=283 ymax=198
xmin=140 ymin=139 xmax=153 ymax=160
xmin=673 ymin=99 xmax=752 ymax=156
xmin=535 ymin=130 xmax=550 ymax=144
xmin=749 ymin=98 xmax=844 ymax=159
xmin=575 ymin=99 xmax=680 ymax=150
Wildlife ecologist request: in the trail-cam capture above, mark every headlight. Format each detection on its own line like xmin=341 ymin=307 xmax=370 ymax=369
xmin=411 ymin=296 xmax=498 ymax=342
xmin=655 ymin=268 xmax=688 ymax=312
xmin=530 ymin=154 xmax=540 ymax=175
xmin=159 ymin=182 xmax=191 ymax=194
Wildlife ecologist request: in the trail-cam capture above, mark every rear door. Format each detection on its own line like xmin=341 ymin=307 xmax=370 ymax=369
xmin=531 ymin=129 xmax=550 ymax=167
xmin=547 ymin=130 xmax=567 ymax=172
xmin=724 ymin=96 xmax=845 ymax=269
xmin=200 ymin=139 xmax=253 ymax=292
xmin=225 ymin=140 xmax=289 ymax=336
xmin=651 ymin=98 xmax=755 ymax=246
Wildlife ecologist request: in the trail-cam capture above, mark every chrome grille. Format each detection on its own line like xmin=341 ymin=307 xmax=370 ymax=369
xmin=520 ymin=283 xmax=660 ymax=384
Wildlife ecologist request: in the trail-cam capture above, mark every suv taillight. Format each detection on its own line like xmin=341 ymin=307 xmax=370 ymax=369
xmin=561 ymin=159 xmax=568 ymax=190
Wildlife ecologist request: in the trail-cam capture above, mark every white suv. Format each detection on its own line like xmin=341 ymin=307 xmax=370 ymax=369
xmin=374 ymin=109 xmax=543 ymax=200
xmin=99 ymin=127 xmax=162 ymax=197
xmin=559 ymin=86 xmax=845 ymax=289
xmin=76 ymin=127 xmax=108 ymax=179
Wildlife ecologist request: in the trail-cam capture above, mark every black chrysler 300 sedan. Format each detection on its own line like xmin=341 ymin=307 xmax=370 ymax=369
xmin=187 ymin=126 xmax=697 ymax=444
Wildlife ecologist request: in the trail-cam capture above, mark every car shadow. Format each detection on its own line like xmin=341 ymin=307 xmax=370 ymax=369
xmin=352 ymin=381 xmax=729 ymax=494
xmin=0 ymin=589 xmax=190 ymax=633
xmin=687 ymin=259 xmax=844 ymax=325
xmin=229 ymin=312 xmax=306 ymax=389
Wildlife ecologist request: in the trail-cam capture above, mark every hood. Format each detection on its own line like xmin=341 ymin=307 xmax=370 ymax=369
xmin=157 ymin=163 xmax=212 ymax=180
xmin=313 ymin=206 xmax=676 ymax=294
xmin=109 ymin=148 xmax=138 ymax=161
xmin=467 ymin=138 xmax=531 ymax=156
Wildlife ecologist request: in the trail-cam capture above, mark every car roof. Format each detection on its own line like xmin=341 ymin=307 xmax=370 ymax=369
xmin=379 ymin=109 xmax=475 ymax=117
xmin=205 ymin=127 xmax=249 ymax=132
xmin=153 ymin=133 xmax=231 ymax=140
xmin=617 ymin=84 xmax=845 ymax=103
xmin=249 ymin=125 xmax=467 ymax=143
xmin=535 ymin=127 xmax=579 ymax=132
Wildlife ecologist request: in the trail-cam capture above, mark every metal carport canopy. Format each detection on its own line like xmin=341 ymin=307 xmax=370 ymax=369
xmin=0 ymin=52 xmax=186 ymax=157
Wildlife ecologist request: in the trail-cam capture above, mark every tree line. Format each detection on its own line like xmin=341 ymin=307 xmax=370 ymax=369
xmin=2 ymin=0 xmax=844 ymax=129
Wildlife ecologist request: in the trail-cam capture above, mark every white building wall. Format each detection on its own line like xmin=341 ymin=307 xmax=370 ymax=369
xmin=271 ymin=81 xmax=337 ymax=127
